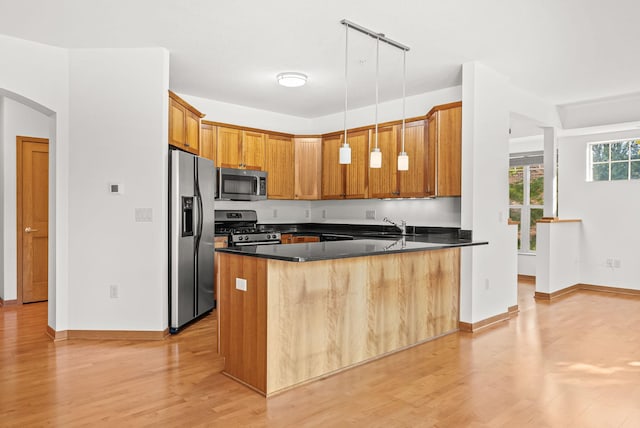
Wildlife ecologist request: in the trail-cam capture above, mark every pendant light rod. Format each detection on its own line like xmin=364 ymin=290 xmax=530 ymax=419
xmin=401 ymin=49 xmax=406 ymax=153
xmin=343 ymin=22 xmax=349 ymax=146
xmin=340 ymin=19 xmax=410 ymax=52
xmin=374 ymin=35 xmax=379 ymax=150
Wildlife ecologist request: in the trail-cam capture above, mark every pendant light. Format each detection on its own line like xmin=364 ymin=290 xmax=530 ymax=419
xmin=339 ymin=23 xmax=352 ymax=164
xmin=397 ymin=49 xmax=409 ymax=171
xmin=339 ymin=20 xmax=410 ymax=167
xmin=370 ymin=35 xmax=382 ymax=169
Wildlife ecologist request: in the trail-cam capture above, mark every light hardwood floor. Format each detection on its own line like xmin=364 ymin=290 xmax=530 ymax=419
xmin=2 ymin=281 xmax=640 ymax=427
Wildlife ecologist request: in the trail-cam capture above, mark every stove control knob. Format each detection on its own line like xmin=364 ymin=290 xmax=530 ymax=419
xmin=267 ymin=234 xmax=272 ymax=239
xmin=237 ymin=236 xmax=243 ymax=241
xmin=244 ymin=235 xmax=249 ymax=241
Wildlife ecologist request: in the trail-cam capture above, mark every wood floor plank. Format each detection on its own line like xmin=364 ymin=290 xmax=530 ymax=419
xmin=1 ymin=282 xmax=640 ymax=426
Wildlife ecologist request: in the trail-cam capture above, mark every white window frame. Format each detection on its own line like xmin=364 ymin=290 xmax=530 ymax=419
xmin=509 ymin=164 xmax=544 ymax=254
xmin=587 ymin=139 xmax=640 ymax=182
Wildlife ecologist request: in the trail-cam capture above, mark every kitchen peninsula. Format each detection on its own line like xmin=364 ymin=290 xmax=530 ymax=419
xmin=216 ymin=237 xmax=485 ymax=396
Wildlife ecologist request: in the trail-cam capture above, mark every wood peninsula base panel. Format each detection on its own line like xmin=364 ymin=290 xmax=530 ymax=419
xmin=218 ymin=248 xmax=460 ymax=396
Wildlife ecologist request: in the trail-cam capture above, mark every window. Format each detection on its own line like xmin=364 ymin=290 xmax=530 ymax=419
xmin=509 ymin=163 xmax=544 ymax=253
xmin=589 ymin=139 xmax=640 ymax=181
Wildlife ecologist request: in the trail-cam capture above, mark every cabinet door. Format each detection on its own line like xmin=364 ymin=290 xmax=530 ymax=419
xmin=345 ymin=130 xmax=369 ymax=199
xmin=369 ymin=125 xmax=399 ymax=198
xmin=169 ymin=99 xmax=186 ymax=148
xmin=265 ymin=134 xmax=294 ymax=199
xmin=321 ymin=135 xmax=345 ymax=199
xmin=200 ymin=123 xmax=216 ymax=162
xmin=241 ymin=131 xmax=266 ymax=171
xmin=280 ymin=234 xmax=294 ymax=244
xmin=216 ymin=127 xmax=242 ymax=168
xmin=398 ymin=120 xmax=428 ymax=197
xmin=184 ymin=109 xmax=200 ymax=154
xmin=436 ymin=106 xmax=462 ymax=197
xmin=294 ymin=137 xmax=322 ymax=200
xmin=426 ymin=114 xmax=437 ymax=197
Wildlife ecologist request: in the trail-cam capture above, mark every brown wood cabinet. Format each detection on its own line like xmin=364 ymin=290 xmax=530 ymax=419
xmin=426 ymin=103 xmax=462 ymax=197
xmin=214 ymin=236 xmax=228 ymax=302
xmin=168 ymin=91 xmax=205 ymax=155
xmin=321 ymin=130 xmax=369 ymax=199
xmin=281 ymin=234 xmax=320 ymax=244
xmin=294 ymin=137 xmax=322 ymax=200
xmin=216 ymin=126 xmax=265 ymax=170
xmin=200 ymin=122 xmax=216 ymax=163
xmin=369 ymin=121 xmax=428 ymax=198
xmin=265 ymin=134 xmax=294 ymax=199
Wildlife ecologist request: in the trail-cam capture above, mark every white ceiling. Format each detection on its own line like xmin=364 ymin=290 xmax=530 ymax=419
xmin=2 ymin=0 xmax=640 ymax=118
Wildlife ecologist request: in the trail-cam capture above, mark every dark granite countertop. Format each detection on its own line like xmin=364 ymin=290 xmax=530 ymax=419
xmin=216 ymin=237 xmax=487 ymax=262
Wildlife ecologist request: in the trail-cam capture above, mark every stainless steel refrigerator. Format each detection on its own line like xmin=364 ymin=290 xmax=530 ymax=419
xmin=169 ymin=149 xmax=215 ymax=333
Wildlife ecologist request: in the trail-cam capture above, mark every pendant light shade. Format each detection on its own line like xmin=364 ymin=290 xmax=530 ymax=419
xmin=370 ymin=147 xmax=382 ymax=168
xmin=339 ymin=143 xmax=352 ymax=164
xmin=397 ymin=151 xmax=409 ymax=171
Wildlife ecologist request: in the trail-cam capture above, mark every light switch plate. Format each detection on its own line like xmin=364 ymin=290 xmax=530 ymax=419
xmin=366 ymin=210 xmax=376 ymax=220
xmin=236 ymin=278 xmax=247 ymax=291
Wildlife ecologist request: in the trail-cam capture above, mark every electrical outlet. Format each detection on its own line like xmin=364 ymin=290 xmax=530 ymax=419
xmin=135 ymin=208 xmax=153 ymax=222
xmin=366 ymin=210 xmax=376 ymax=220
xmin=109 ymin=284 xmax=119 ymax=299
xmin=304 ymin=209 xmax=310 ymax=218
xmin=322 ymin=209 xmax=327 ymax=219
xmin=273 ymin=209 xmax=278 ymax=218
xmin=614 ymin=259 xmax=621 ymax=268
xmin=606 ymin=258 xmax=613 ymax=268
xmin=235 ymin=278 xmax=247 ymax=291
xmin=484 ymin=279 xmax=490 ymax=290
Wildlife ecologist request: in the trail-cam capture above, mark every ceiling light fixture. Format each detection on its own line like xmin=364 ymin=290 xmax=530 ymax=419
xmin=370 ymin=35 xmax=382 ymax=169
xmin=276 ymin=72 xmax=307 ymax=88
xmin=339 ymin=20 xmax=410 ymax=169
xmin=397 ymin=49 xmax=409 ymax=171
xmin=339 ymin=23 xmax=351 ymax=164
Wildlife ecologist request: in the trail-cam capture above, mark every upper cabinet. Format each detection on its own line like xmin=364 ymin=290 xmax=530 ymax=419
xmin=265 ymin=134 xmax=294 ymax=199
xmin=200 ymin=121 xmax=216 ymax=163
xmin=321 ymin=130 xmax=368 ymax=199
xmin=294 ymin=137 xmax=322 ymax=200
xmin=426 ymin=102 xmax=462 ymax=197
xmin=193 ymin=100 xmax=460 ymax=200
xmin=368 ymin=121 xmax=428 ymax=198
xmin=168 ymin=91 xmax=205 ymax=155
xmin=216 ymin=126 xmax=265 ymax=171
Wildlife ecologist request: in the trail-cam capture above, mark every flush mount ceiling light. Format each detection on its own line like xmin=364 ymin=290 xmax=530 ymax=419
xmin=276 ymin=72 xmax=307 ymax=88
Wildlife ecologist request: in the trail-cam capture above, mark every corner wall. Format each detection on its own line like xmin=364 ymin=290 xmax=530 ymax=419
xmin=559 ymin=129 xmax=640 ymax=290
xmin=67 ymin=48 xmax=170 ymax=330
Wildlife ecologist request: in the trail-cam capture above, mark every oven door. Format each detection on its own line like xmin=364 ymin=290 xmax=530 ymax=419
xmin=217 ymin=168 xmax=267 ymax=201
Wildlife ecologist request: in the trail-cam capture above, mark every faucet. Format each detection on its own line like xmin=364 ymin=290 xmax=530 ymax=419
xmin=383 ymin=217 xmax=407 ymax=235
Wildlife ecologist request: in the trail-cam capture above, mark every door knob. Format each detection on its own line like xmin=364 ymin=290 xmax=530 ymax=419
xmin=24 ymin=227 xmax=38 ymax=233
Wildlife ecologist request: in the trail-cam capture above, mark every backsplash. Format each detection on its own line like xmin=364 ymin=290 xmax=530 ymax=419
xmin=215 ymin=197 xmax=461 ymax=227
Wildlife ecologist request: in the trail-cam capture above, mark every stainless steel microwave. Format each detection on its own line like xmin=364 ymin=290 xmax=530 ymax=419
xmin=216 ymin=168 xmax=267 ymax=201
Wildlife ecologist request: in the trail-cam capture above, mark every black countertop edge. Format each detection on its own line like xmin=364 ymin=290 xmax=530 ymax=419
xmin=216 ymin=239 xmax=488 ymax=263
xmin=257 ymin=222 xmax=471 ymax=240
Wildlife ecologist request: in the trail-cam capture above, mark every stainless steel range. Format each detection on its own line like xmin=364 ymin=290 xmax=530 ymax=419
xmin=214 ymin=210 xmax=281 ymax=246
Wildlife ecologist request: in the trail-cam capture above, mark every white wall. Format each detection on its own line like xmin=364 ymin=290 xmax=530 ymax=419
xmin=0 ymin=97 xmax=50 ymax=301
xmin=460 ymin=62 xmax=518 ymax=323
xmin=180 ymin=86 xmax=462 ymax=136
xmin=0 ymin=34 xmax=70 ymax=329
xmin=67 ymin=48 xmax=169 ymax=330
xmin=517 ymin=254 xmax=536 ymax=276
xmin=313 ymin=86 xmax=462 ymax=134
xmin=559 ymin=129 xmax=640 ymax=290
xmin=536 ymin=222 xmax=581 ymax=294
